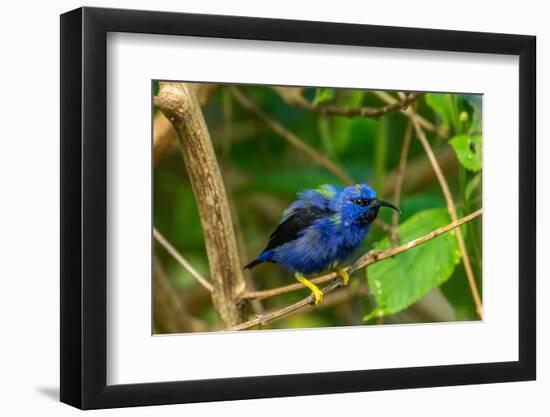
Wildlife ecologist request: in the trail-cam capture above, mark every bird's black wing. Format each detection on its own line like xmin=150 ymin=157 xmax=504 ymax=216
xmin=266 ymin=206 xmax=333 ymax=250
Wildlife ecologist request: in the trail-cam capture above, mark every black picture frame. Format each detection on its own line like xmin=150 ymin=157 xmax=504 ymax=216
xmin=60 ymin=6 xmax=536 ymax=410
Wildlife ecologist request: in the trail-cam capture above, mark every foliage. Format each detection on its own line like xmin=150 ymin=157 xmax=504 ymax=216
xmin=365 ymin=208 xmax=462 ymax=320
xmin=450 ymin=134 xmax=482 ymax=172
xmin=312 ymin=87 xmax=335 ymax=106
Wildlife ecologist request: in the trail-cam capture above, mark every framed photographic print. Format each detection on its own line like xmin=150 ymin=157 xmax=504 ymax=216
xmin=60 ymin=6 xmax=536 ymax=409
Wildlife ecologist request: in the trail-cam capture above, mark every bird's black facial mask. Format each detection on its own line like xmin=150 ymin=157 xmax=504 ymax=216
xmin=356 ymin=199 xmax=400 ymax=226
xmin=358 ymin=207 xmax=378 ymax=225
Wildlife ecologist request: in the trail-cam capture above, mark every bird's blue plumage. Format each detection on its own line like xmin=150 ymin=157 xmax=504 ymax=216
xmin=245 ymin=184 xmax=398 ymax=276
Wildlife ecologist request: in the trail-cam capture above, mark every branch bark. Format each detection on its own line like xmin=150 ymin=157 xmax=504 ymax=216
xmin=154 ymin=82 xmax=246 ymax=327
xmin=153 ymin=83 xmax=218 ymax=165
xmin=272 ymin=86 xmax=422 ymax=118
xmin=153 ymin=227 xmax=213 ymax=292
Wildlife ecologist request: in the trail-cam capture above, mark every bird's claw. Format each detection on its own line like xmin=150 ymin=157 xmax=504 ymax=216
xmin=311 ymin=287 xmax=323 ymax=305
xmin=295 ymin=273 xmax=323 ymax=305
xmin=336 ymin=268 xmax=350 ymax=286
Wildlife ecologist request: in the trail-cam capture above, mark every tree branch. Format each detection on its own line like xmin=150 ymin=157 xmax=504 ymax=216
xmin=228 ymin=86 xmax=354 ymax=185
xmin=235 ymin=208 xmax=482 ymax=321
xmin=153 ymin=227 xmax=213 ymax=292
xmin=154 ymin=81 xmax=246 ymax=327
xmin=153 ymin=83 xmax=218 ymax=165
xmin=272 ymin=86 xmax=422 ymax=118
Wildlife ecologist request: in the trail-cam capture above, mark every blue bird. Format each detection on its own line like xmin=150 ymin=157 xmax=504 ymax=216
xmin=245 ymin=184 xmax=399 ymax=304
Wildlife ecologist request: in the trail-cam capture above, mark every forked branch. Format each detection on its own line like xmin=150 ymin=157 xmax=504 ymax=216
xmin=154 ymin=82 xmax=246 ymax=327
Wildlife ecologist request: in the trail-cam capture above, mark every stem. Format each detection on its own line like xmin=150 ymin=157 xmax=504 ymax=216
xmin=411 ymin=118 xmax=483 ymax=319
xmin=153 ymin=227 xmax=213 ymax=292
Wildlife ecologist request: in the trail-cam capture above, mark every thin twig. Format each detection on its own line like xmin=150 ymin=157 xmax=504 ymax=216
xmin=273 ymin=86 xmax=422 ymax=118
xmin=256 ymin=284 xmax=370 ymax=324
xmin=410 ymin=117 xmax=483 ymax=319
xmin=228 ymin=86 xmax=354 ymax=185
xmin=153 ymin=227 xmax=213 ymax=292
xmin=238 ymin=209 xmax=482 ymax=307
xmin=229 ymin=279 xmax=343 ymax=331
xmin=374 ymin=91 xmax=481 ymax=317
xmin=381 ymin=146 xmax=458 ymax=197
xmin=241 ymin=284 xmax=371 ymax=331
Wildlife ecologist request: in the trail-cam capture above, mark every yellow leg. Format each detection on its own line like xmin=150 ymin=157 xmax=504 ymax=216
xmin=295 ymin=273 xmax=323 ymax=305
xmin=336 ymin=268 xmax=350 ymax=286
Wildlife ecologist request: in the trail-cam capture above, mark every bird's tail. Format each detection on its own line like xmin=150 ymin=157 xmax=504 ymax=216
xmin=244 ymin=250 xmax=272 ymax=270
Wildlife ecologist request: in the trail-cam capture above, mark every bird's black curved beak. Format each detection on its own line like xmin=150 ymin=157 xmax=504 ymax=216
xmin=375 ymin=199 xmax=400 ymax=213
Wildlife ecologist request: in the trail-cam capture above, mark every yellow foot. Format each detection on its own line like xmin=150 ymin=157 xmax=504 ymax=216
xmin=336 ymin=268 xmax=350 ymax=286
xmin=295 ymin=273 xmax=323 ymax=305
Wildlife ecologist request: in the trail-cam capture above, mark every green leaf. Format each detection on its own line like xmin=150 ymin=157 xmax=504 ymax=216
xmin=465 ymin=172 xmax=482 ymax=201
xmin=364 ymin=208 xmax=461 ymax=320
xmin=312 ymin=88 xmax=335 ymax=106
xmin=449 ymin=134 xmax=482 ymax=172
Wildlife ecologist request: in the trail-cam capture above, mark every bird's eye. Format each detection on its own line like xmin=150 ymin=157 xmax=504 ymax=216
xmin=352 ymin=198 xmax=368 ymax=206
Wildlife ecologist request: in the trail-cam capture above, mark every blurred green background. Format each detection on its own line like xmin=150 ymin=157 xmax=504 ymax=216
xmin=153 ymin=83 xmax=483 ymax=333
